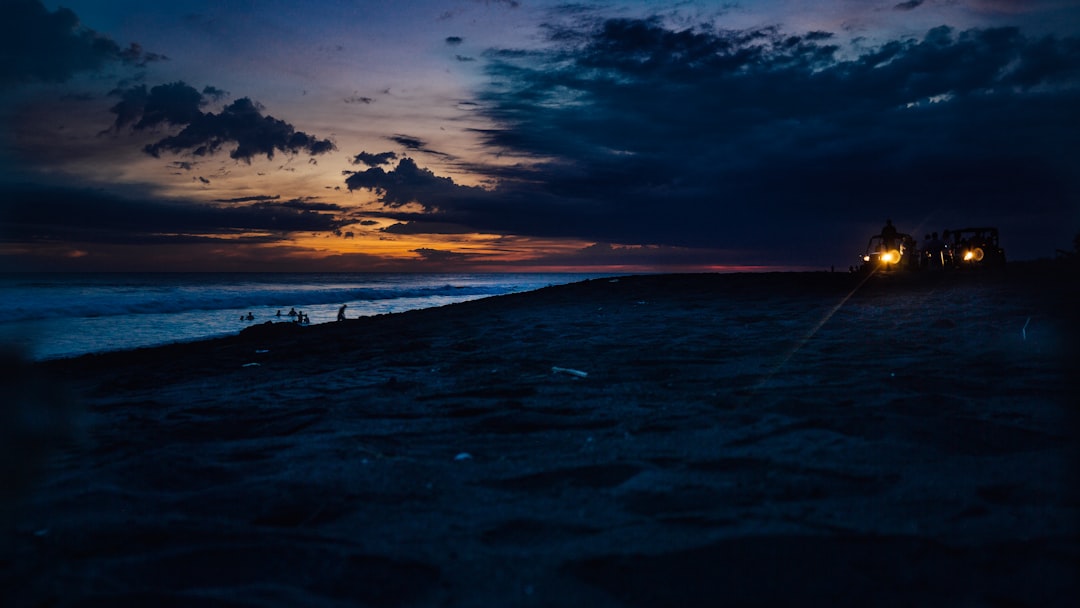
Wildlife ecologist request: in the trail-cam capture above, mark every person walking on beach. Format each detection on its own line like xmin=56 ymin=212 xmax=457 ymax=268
xmin=337 ymin=304 xmax=347 ymax=321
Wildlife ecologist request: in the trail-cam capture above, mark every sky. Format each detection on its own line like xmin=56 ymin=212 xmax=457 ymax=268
xmin=1 ymin=0 xmax=1078 ymax=272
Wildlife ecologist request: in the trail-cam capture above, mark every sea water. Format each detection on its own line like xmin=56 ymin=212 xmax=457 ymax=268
xmin=0 ymin=273 xmax=601 ymax=360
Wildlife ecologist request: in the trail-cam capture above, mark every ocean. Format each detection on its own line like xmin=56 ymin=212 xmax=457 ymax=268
xmin=0 ymin=273 xmax=603 ymax=360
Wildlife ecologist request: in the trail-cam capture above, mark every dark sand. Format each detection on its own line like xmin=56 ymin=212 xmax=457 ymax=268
xmin=4 ymin=267 xmax=1079 ymax=606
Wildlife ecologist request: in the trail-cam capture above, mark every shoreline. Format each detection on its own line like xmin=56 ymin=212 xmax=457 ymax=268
xmin=34 ymin=260 xmax=1074 ymax=366
xmin=4 ymin=272 xmax=600 ymax=362
xmin=7 ymin=267 xmax=1079 ymax=606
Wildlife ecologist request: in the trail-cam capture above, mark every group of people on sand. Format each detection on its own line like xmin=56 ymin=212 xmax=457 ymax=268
xmin=873 ymin=219 xmax=1000 ymax=271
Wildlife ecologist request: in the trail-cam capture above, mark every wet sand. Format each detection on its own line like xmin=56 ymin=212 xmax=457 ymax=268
xmin=4 ymin=267 xmax=1079 ymax=606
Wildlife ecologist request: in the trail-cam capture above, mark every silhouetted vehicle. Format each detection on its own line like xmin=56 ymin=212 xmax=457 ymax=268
xmin=858 ymin=232 xmax=918 ymax=273
xmin=942 ymin=227 xmax=1006 ymax=269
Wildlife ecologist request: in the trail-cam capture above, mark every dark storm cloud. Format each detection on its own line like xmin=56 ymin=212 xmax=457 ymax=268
xmin=446 ymin=36 xmax=464 ymax=46
xmin=0 ymin=184 xmax=344 ymax=246
xmin=416 ymin=16 xmax=1080 ymax=262
xmin=110 ymin=81 xmax=205 ymax=129
xmin=0 ymin=0 xmax=163 ymax=87
xmin=351 ymin=151 xmax=398 ymax=167
xmin=112 ymin=87 xmax=337 ymax=162
xmin=345 ymin=157 xmax=487 ymax=208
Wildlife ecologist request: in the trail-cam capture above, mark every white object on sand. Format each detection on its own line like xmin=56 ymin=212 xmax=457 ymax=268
xmin=242 ymin=362 xmax=261 ymax=367
xmin=552 ymin=366 xmax=588 ymax=378
xmin=455 ymin=452 xmax=473 ymax=461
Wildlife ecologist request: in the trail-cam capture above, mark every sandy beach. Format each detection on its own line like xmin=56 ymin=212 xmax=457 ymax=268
xmin=4 ymin=267 xmax=1079 ymax=606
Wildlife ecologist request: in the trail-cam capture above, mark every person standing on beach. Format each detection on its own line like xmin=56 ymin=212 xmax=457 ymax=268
xmin=881 ymin=219 xmax=898 ymax=250
xmin=337 ymin=304 xmax=347 ymax=321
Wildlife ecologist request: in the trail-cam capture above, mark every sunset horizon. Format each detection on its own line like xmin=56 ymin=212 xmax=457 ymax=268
xmin=2 ymin=0 xmax=1078 ymax=271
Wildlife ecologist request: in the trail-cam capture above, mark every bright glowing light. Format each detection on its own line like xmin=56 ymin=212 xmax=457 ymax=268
xmin=863 ymin=255 xmax=871 ymax=262
xmin=881 ymin=249 xmax=901 ymax=263
xmin=964 ymin=250 xmax=974 ymax=261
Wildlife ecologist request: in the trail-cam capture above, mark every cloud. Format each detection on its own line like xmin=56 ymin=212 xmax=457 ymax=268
xmin=345 ymin=157 xmax=487 ymax=208
xmin=269 ymin=198 xmax=343 ymax=212
xmin=385 ymin=134 xmax=451 ymax=158
xmin=110 ymin=81 xmax=205 ymax=129
xmin=202 ymin=85 xmax=228 ymax=101
xmin=382 ymin=221 xmax=479 ymax=235
xmin=215 ymin=194 xmax=281 ymax=203
xmin=110 ymin=85 xmax=337 ymax=161
xmin=390 ymin=134 xmax=426 ymax=150
xmin=422 ymin=16 xmax=1080 ymax=263
xmin=0 ymin=183 xmax=345 ymax=246
xmin=0 ymin=0 xmax=163 ymax=87
xmin=894 ymin=0 xmax=924 ymax=10
xmin=411 ymin=248 xmax=472 ymax=263
xmin=446 ymin=36 xmax=464 ymax=46
xmin=475 ymin=0 xmax=521 ymax=8
xmin=351 ymin=151 xmax=398 ymax=167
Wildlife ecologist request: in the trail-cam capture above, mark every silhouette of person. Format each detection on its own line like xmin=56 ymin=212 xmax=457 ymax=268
xmin=245 ymin=312 xmax=254 ymax=321
xmin=881 ymin=219 xmax=898 ymax=250
xmin=337 ymin=304 xmax=347 ymax=321
xmin=901 ymin=235 xmax=916 ymax=269
xmin=276 ymin=310 xmax=282 ymax=317
xmin=925 ymin=232 xmax=945 ymax=269
xmin=288 ymin=307 xmax=297 ymax=317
